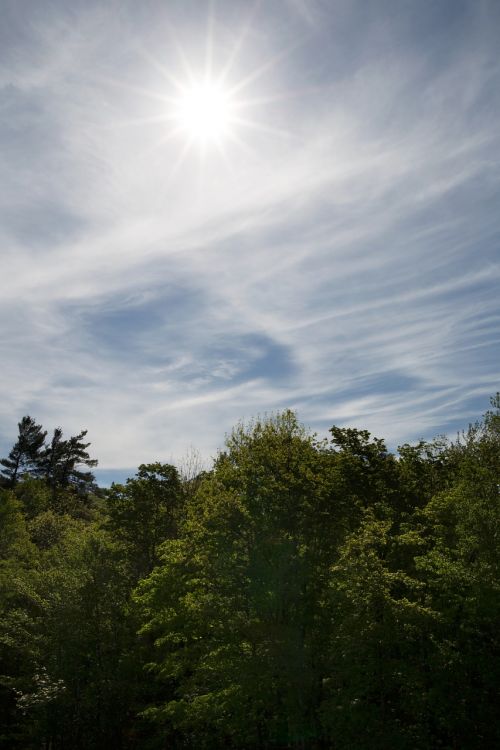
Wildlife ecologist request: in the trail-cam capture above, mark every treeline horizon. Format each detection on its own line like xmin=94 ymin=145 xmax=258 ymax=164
xmin=1 ymin=396 xmax=499 ymax=749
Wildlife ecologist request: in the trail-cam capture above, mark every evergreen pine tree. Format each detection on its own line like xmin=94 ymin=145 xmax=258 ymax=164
xmin=39 ymin=428 xmax=98 ymax=498
xmin=0 ymin=416 xmax=46 ymax=487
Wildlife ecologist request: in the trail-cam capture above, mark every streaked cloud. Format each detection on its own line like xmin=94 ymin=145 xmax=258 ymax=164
xmin=1 ymin=0 xmax=499 ymax=476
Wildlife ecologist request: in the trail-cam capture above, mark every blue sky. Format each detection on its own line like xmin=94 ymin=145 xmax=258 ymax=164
xmin=1 ymin=0 xmax=499 ymax=482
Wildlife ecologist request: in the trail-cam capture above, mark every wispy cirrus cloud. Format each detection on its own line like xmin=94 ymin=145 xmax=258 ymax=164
xmin=1 ymin=0 xmax=499 ymax=475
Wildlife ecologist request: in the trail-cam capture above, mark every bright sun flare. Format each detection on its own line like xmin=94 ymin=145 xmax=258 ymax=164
xmin=135 ymin=19 xmax=290 ymax=169
xmin=173 ymin=80 xmax=235 ymax=144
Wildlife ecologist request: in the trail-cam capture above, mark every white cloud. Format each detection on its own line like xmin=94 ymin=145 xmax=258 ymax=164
xmin=1 ymin=0 xmax=499 ymax=471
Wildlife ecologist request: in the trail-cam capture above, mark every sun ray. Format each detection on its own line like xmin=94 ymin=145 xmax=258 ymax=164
xmin=227 ymin=36 xmax=308 ymax=98
xmin=225 ymin=82 xmax=330 ymax=110
xmin=225 ymin=129 xmax=260 ymax=160
xmin=116 ymin=4 xmax=308 ymax=164
xmin=136 ymin=125 xmax=188 ymax=162
xmin=98 ymin=112 xmax=180 ymax=132
xmin=168 ymin=136 xmax=196 ymax=179
xmin=132 ymin=44 xmax=187 ymax=94
xmin=161 ymin=19 xmax=198 ymax=85
xmin=231 ymin=116 xmax=294 ymax=140
xmin=218 ymin=0 xmax=263 ymax=84
xmin=205 ymin=0 xmax=215 ymax=81
xmin=96 ymin=74 xmax=174 ymax=104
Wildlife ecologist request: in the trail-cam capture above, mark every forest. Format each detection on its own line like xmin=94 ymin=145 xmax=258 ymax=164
xmin=0 ymin=397 xmax=499 ymax=749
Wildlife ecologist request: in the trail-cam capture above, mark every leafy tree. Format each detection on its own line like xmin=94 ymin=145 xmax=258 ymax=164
xmin=396 ymin=436 xmax=452 ymax=510
xmin=321 ymin=512 xmax=436 ymax=750
xmin=0 ymin=489 xmax=38 ymax=749
xmin=409 ymin=395 xmax=500 ymax=748
xmin=328 ymin=426 xmax=400 ymax=519
xmin=106 ymin=463 xmax=183 ymax=579
xmin=136 ymin=413 xmax=337 ymax=748
xmin=11 ymin=476 xmax=51 ymax=521
xmin=0 ymin=521 xmax=144 ymax=750
xmin=0 ymin=490 xmax=35 ymax=563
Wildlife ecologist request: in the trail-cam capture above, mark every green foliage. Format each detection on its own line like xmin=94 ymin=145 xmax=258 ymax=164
xmin=0 ymin=490 xmax=39 ymax=748
xmin=1 ymin=398 xmax=499 ymax=749
xmin=26 ymin=525 xmax=138 ymax=748
xmin=322 ymin=513 xmax=436 ymax=749
xmin=136 ymin=412 xmax=329 ymax=748
xmin=0 ymin=491 xmax=35 ymax=562
xmin=106 ymin=462 xmax=183 ymax=579
xmin=0 ymin=419 xmax=98 ymax=506
xmin=12 ymin=477 xmax=51 ymax=519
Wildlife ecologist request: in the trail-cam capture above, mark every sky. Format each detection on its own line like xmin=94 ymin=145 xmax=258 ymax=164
xmin=1 ymin=0 xmax=499 ymax=484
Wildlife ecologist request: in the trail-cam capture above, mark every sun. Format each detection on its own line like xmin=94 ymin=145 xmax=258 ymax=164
xmin=173 ymin=79 xmax=235 ymax=144
xmin=123 ymin=12 xmax=294 ymax=169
